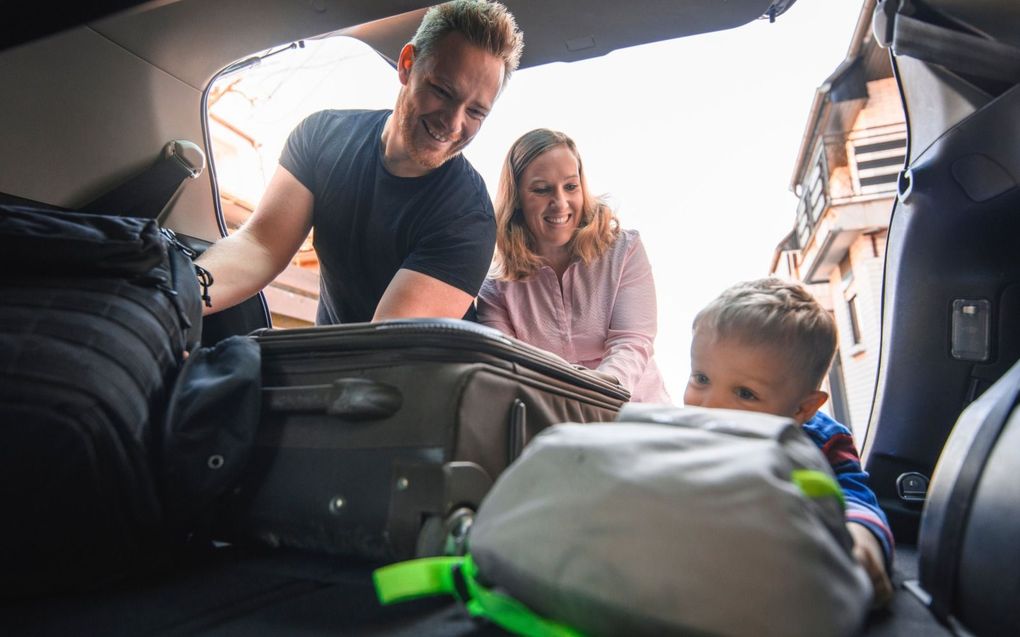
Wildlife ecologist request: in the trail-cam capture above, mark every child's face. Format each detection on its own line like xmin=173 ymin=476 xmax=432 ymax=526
xmin=684 ymin=328 xmax=819 ymax=424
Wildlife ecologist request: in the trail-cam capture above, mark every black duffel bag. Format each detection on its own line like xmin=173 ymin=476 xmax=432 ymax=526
xmin=0 ymin=205 xmax=204 ymax=597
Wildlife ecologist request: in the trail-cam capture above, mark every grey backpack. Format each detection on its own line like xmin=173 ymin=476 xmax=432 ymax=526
xmin=375 ymin=405 xmax=872 ymax=637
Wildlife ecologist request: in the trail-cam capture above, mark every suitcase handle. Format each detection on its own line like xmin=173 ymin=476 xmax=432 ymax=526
xmin=264 ymin=378 xmax=403 ymax=421
xmin=508 ymin=399 xmax=526 ymax=463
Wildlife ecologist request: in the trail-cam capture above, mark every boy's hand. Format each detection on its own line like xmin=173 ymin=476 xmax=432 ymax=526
xmin=847 ymin=522 xmax=893 ymax=608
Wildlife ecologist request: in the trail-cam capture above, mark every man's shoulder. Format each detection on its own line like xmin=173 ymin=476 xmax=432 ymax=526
xmin=447 ymin=153 xmax=488 ymax=188
xmin=299 ymin=108 xmax=388 ymax=133
xmin=432 ymin=154 xmax=495 ymax=217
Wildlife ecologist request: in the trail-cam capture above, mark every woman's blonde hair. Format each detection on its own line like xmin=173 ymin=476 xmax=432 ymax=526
xmin=492 ymin=129 xmax=619 ymax=280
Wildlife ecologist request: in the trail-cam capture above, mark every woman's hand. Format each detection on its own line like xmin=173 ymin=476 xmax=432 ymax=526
xmin=589 ymin=370 xmax=620 ymax=384
xmin=846 ymin=522 xmax=893 ymax=609
xmin=570 ymin=364 xmax=619 ymax=385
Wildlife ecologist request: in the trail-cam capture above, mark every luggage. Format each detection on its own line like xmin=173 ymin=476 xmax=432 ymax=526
xmin=212 ymin=319 xmax=630 ymax=561
xmin=160 ymin=335 xmax=262 ymax=537
xmin=0 ymin=205 xmax=204 ymax=597
xmin=377 ymin=405 xmax=872 ymax=637
xmin=916 ymin=356 xmax=1020 ymax=636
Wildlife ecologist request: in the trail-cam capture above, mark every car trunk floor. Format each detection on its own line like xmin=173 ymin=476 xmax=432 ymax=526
xmin=3 ymin=543 xmax=949 ymax=636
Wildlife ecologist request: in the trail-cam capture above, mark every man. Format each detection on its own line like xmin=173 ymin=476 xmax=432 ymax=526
xmin=198 ymin=0 xmax=523 ymax=323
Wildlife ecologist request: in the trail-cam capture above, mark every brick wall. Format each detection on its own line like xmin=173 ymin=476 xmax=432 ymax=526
xmin=856 ymin=78 xmax=902 ymax=129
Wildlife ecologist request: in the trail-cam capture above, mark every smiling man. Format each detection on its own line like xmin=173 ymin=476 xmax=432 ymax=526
xmin=197 ymin=0 xmax=523 ymax=324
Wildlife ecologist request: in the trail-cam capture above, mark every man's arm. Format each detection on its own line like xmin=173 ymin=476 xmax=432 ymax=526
xmin=197 ymin=166 xmax=314 ymax=315
xmin=373 ymin=269 xmax=475 ymax=321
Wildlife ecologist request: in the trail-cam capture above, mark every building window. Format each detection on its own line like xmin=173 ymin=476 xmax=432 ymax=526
xmin=847 ymin=124 xmax=907 ymax=196
xmin=847 ymin=294 xmax=863 ymax=345
xmin=794 ymin=144 xmax=829 ymax=247
xmin=839 ymin=254 xmax=854 ymax=285
xmin=839 ymin=255 xmax=862 ymax=346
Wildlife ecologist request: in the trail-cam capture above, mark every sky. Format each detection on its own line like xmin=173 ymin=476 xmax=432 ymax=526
xmin=212 ymin=0 xmax=867 ymax=401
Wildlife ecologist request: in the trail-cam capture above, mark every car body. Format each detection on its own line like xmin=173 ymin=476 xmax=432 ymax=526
xmin=1 ymin=0 xmax=1017 ymax=635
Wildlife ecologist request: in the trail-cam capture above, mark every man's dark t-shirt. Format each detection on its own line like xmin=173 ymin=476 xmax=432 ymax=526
xmin=280 ymin=109 xmax=496 ymax=324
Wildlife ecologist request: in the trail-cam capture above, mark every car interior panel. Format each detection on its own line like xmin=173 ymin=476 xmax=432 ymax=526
xmin=866 ymin=0 xmax=1020 ymax=541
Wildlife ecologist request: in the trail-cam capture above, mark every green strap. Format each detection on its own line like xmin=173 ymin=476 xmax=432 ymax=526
xmin=792 ymin=468 xmax=845 ymax=508
xmin=374 ymin=555 xmax=584 ymax=637
xmin=373 ymin=556 xmax=461 ymax=604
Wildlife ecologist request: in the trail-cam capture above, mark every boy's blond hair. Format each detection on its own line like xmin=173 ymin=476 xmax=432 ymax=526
xmin=411 ymin=0 xmax=524 ymax=89
xmin=693 ymin=278 xmax=837 ymax=392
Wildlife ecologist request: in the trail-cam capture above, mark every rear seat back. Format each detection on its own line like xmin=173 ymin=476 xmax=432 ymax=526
xmin=918 ymin=356 xmax=1020 ymax=635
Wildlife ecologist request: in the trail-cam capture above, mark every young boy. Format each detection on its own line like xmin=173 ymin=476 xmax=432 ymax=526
xmin=684 ymin=277 xmax=894 ymax=607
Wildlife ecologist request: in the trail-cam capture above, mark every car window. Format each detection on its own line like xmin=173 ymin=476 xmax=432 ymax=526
xmin=207 ymin=0 xmax=869 ymax=407
xmin=207 ymin=36 xmax=398 ymax=328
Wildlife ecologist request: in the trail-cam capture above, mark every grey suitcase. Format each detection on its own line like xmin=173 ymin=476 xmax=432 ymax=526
xmin=213 ymin=318 xmax=630 ymax=561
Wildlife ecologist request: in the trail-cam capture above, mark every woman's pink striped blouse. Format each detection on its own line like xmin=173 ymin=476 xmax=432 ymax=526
xmin=477 ymin=229 xmax=671 ymax=404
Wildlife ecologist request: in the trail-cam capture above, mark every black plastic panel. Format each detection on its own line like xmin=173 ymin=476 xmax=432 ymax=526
xmin=865 ymin=74 xmax=1020 ymax=543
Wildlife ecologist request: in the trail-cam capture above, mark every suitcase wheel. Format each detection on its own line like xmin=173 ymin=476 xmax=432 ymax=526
xmin=415 ymin=507 xmax=474 ymax=557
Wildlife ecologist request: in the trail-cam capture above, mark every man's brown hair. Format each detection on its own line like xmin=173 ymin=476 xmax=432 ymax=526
xmin=412 ymin=0 xmax=524 ymax=87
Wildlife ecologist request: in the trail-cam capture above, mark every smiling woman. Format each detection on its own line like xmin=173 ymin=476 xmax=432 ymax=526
xmin=477 ymin=128 xmax=672 ymax=403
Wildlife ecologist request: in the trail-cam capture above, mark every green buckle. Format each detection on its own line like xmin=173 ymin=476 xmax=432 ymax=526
xmin=374 ymin=555 xmax=584 ymax=637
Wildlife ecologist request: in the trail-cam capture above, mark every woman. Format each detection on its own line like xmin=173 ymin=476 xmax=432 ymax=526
xmin=477 ymin=129 xmax=671 ymax=403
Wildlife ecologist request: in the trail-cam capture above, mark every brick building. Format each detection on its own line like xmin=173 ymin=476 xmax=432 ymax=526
xmin=771 ymin=0 xmax=905 ymax=436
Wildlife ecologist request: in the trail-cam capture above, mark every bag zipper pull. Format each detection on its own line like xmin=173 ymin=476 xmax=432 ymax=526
xmin=195 ymin=264 xmax=214 ymax=308
xmin=159 ymin=227 xmax=198 ymax=260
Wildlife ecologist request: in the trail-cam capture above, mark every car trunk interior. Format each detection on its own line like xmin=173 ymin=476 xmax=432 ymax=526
xmin=1 ymin=0 xmax=1018 ymax=634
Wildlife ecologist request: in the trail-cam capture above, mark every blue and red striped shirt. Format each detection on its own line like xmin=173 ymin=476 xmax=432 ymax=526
xmin=802 ymin=411 xmax=895 ymax=565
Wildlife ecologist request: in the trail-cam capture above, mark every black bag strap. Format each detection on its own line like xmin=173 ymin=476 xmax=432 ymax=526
xmin=875 ymin=1 xmax=1020 ymax=85
xmin=0 ymin=191 xmax=69 ymax=210
xmin=82 ymin=140 xmax=205 ymax=220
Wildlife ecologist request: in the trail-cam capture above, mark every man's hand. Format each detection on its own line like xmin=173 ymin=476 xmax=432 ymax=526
xmin=847 ymin=522 xmax=893 ymax=608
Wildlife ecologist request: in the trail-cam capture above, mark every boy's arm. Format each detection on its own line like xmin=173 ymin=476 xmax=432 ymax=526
xmin=804 ymin=416 xmax=895 ymax=607
xmin=824 ymin=434 xmax=896 ymax=565
xmin=847 ymin=521 xmax=894 ymax=608
xmin=804 ymin=417 xmax=895 ymax=564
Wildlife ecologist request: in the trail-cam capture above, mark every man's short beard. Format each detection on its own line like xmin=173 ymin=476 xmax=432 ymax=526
xmin=395 ymin=88 xmax=461 ymax=171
